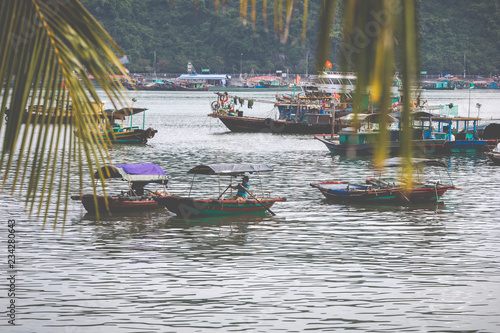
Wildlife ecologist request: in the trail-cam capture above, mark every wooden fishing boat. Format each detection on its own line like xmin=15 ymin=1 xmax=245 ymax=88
xmin=414 ymin=114 xmax=498 ymax=152
xmin=485 ymin=143 xmax=500 ymax=165
xmin=76 ymin=106 xmax=157 ymax=144
xmin=155 ymin=163 xmax=286 ymax=218
xmin=310 ymin=158 xmax=457 ymax=204
xmin=314 ymin=111 xmax=451 ymax=156
xmin=208 ymin=92 xmax=335 ymax=134
xmin=210 ymin=113 xmax=333 ymax=134
xmin=124 ymin=80 xmax=177 ymax=91
xmin=104 ymin=125 xmax=157 ymax=144
xmin=314 ymin=133 xmax=446 ymax=156
xmin=104 ymin=107 xmax=157 ymax=143
xmin=173 ymin=81 xmax=209 ymax=91
xmin=71 ymin=163 xmax=171 ymax=214
xmin=5 ymin=101 xmax=106 ymax=124
xmin=8 ymin=101 xmax=158 ymax=144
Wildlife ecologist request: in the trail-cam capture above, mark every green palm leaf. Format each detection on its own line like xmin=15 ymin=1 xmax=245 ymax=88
xmin=0 ymin=0 xmax=130 ymax=227
xmin=337 ymin=0 xmax=417 ymax=183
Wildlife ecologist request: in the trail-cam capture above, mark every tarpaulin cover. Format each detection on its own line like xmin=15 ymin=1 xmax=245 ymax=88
xmin=116 ymin=163 xmax=167 ymax=176
xmin=96 ymin=163 xmax=169 ymax=183
xmin=188 ymin=163 xmax=274 ymax=175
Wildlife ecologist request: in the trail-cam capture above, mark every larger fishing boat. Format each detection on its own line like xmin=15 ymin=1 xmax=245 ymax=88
xmin=208 ymin=92 xmax=336 ymax=134
xmin=314 ymin=111 xmax=448 ymax=156
xmin=415 ymin=114 xmax=497 ymax=152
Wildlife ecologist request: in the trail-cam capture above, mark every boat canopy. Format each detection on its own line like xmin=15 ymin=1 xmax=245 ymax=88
xmin=410 ymin=111 xmax=437 ymax=119
xmin=95 ymin=163 xmax=169 ymax=184
xmin=340 ymin=113 xmax=397 ymax=123
xmin=178 ymin=74 xmax=231 ymax=81
xmin=188 ymin=163 xmax=274 ymax=176
xmin=105 ymin=107 xmax=148 ymax=120
xmin=382 ymin=157 xmax=448 ymax=168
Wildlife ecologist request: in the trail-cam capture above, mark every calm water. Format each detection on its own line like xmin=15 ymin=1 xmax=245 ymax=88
xmin=2 ymin=89 xmax=500 ymax=332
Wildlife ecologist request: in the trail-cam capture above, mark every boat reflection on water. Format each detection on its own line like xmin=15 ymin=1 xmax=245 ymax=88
xmin=317 ymin=198 xmax=448 ymax=212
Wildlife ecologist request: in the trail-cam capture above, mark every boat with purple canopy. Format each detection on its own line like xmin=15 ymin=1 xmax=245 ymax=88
xmin=71 ymin=163 xmax=171 ymax=214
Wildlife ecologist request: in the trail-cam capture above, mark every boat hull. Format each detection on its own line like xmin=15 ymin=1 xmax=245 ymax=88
xmin=486 ymin=151 xmax=500 ymax=165
xmin=77 ymin=194 xmax=167 ymax=214
xmin=443 ymin=140 xmax=497 ymax=152
xmin=314 ymin=135 xmax=446 ymax=156
xmin=311 ymin=181 xmax=455 ymax=204
xmin=208 ymin=86 xmax=294 ymax=92
xmin=106 ymin=127 xmax=157 ymax=144
xmin=173 ymin=86 xmax=209 ymax=91
xmin=156 ymin=195 xmax=286 ymax=218
xmin=209 ymin=113 xmax=332 ymax=134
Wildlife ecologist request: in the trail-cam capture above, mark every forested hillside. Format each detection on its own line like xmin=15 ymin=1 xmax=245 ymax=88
xmin=81 ymin=0 xmax=500 ymax=75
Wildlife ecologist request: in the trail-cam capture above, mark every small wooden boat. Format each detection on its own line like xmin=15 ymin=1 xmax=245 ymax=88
xmin=104 ymin=107 xmax=157 ymax=144
xmin=71 ymin=163 xmax=171 ymax=214
xmin=5 ymin=101 xmax=106 ymax=124
xmin=311 ymin=158 xmax=457 ymax=204
xmin=173 ymin=82 xmax=209 ymax=91
xmin=485 ymin=143 xmax=500 ymax=165
xmin=156 ymin=163 xmax=286 ymax=218
xmin=74 ymin=106 xmax=158 ymax=144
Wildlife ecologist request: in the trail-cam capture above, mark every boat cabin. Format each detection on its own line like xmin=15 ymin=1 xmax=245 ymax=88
xmin=337 ymin=113 xmax=397 ymax=144
xmin=409 ymin=112 xmax=497 ymax=151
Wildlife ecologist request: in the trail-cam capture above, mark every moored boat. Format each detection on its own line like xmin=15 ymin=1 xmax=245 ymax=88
xmin=76 ymin=106 xmax=157 ymax=144
xmin=485 ymin=143 xmax=500 ymax=165
xmin=104 ymin=107 xmax=157 ymax=144
xmin=5 ymin=101 xmax=106 ymax=124
xmin=156 ymin=163 xmax=286 ymax=218
xmin=208 ymin=92 xmax=335 ymax=134
xmin=314 ymin=112 xmax=447 ymax=156
xmin=71 ymin=163 xmax=171 ymax=214
xmin=414 ymin=114 xmax=498 ymax=152
xmin=173 ymin=81 xmax=209 ymax=91
xmin=310 ymin=158 xmax=457 ymax=204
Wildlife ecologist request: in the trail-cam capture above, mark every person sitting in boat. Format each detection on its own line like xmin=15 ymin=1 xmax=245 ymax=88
xmin=232 ymin=176 xmax=249 ymax=201
xmin=130 ymin=181 xmax=147 ymax=196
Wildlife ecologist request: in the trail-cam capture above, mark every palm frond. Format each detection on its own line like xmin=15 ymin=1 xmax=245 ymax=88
xmin=336 ymin=0 xmax=417 ymax=176
xmin=0 ymin=0 xmax=130 ymax=227
xmin=400 ymin=0 xmax=418 ymax=186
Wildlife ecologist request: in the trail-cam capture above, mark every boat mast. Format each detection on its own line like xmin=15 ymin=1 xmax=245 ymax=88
xmin=463 ymin=52 xmax=466 ymax=79
xmin=153 ymin=50 xmax=157 ymax=81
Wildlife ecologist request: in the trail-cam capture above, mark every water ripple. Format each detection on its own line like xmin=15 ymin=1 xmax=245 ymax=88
xmin=2 ymin=90 xmax=500 ymax=332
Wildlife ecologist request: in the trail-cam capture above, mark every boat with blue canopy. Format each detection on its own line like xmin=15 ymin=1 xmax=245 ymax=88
xmin=156 ymin=163 xmax=286 ymax=218
xmin=410 ymin=113 xmax=497 ymax=152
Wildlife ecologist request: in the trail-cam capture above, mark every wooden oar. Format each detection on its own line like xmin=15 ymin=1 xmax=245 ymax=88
xmin=218 ymin=184 xmax=232 ymax=200
xmin=245 ymin=190 xmax=276 ymax=216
